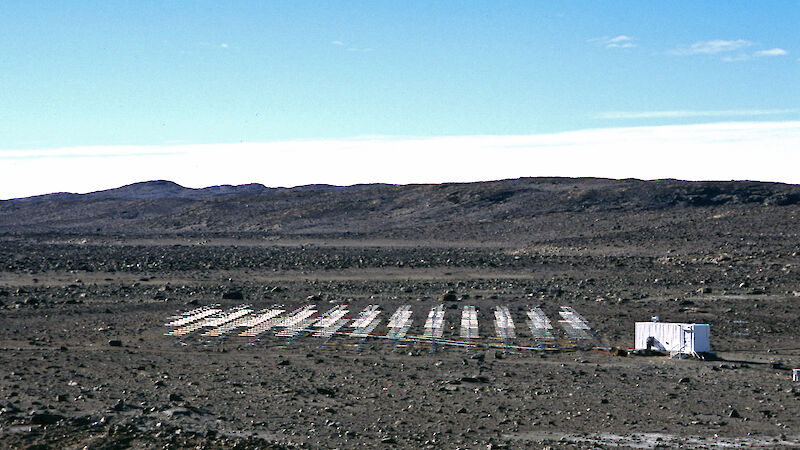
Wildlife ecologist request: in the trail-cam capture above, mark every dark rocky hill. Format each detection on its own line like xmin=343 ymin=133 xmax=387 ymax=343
xmin=1 ymin=177 xmax=799 ymax=237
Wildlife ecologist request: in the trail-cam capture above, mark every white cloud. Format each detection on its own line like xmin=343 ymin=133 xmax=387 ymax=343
xmin=672 ymin=41 xmax=788 ymax=61
xmin=220 ymin=43 xmax=229 ymax=49
xmin=590 ymin=35 xmax=635 ymax=49
xmin=754 ymin=48 xmax=788 ymax=57
xmin=721 ymin=54 xmax=752 ymax=62
xmin=597 ymin=109 xmax=797 ymax=120
xmin=3 ymin=122 xmax=800 ymax=199
xmin=672 ymin=39 xmax=752 ymax=55
xmin=331 ymin=40 xmax=344 ymax=46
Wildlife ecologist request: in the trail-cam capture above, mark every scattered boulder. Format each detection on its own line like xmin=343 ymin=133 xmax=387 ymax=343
xmin=111 ymin=399 xmax=127 ymax=411
xmin=108 ymin=340 xmax=123 ymax=347
xmin=441 ymin=291 xmax=458 ymax=302
xmin=30 ymin=410 xmax=64 ymax=425
xmin=222 ymin=291 xmax=244 ymax=300
xmin=316 ymin=387 xmax=337 ymax=397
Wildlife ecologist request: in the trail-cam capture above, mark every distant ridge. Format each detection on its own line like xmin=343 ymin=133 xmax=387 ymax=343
xmin=1 ymin=177 xmax=799 ymax=236
xmin=12 ymin=180 xmax=271 ymax=202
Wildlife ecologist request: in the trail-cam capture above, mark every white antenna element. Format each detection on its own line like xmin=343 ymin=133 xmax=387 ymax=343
xmin=349 ymin=305 xmax=381 ymax=337
xmin=424 ymin=304 xmax=445 ymax=353
xmin=204 ymin=308 xmax=278 ymax=338
xmin=350 ymin=305 xmax=381 ymax=351
xmin=527 ymin=307 xmax=555 ymax=349
xmin=423 ymin=304 xmax=446 ymax=339
xmin=460 ymin=305 xmax=478 ymax=338
xmin=166 ymin=305 xmax=251 ymax=337
xmin=460 ymin=305 xmax=479 ymax=353
xmin=558 ymin=306 xmax=603 ymax=348
xmin=165 ymin=304 xmax=221 ymax=327
xmin=312 ymin=305 xmax=350 ymax=341
xmin=494 ymin=306 xmax=516 ymax=339
xmin=238 ymin=307 xmax=286 ymax=337
xmin=386 ymin=305 xmax=413 ymax=340
xmin=494 ymin=305 xmax=515 ymax=354
xmin=386 ymin=305 xmax=413 ymax=352
xmin=275 ymin=305 xmax=318 ymax=337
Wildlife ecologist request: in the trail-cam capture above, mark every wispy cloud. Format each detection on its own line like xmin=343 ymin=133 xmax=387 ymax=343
xmin=331 ymin=40 xmax=372 ymax=52
xmin=680 ymin=39 xmax=752 ymax=55
xmin=4 ymin=122 xmax=800 ymax=199
xmin=754 ymin=48 xmax=788 ymax=57
xmin=671 ymin=40 xmax=789 ymax=62
xmin=597 ymin=109 xmax=798 ymax=120
xmin=590 ymin=35 xmax=635 ymax=49
xmin=721 ymin=54 xmax=752 ymax=62
xmin=722 ymin=47 xmax=789 ymax=62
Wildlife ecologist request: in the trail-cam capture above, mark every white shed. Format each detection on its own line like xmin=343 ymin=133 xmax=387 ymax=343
xmin=635 ymin=322 xmax=710 ymax=356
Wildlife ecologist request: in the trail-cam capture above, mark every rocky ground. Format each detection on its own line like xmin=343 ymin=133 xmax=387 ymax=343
xmin=1 ymin=179 xmax=800 ymax=448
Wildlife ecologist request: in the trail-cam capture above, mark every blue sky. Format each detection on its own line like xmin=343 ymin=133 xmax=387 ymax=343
xmin=1 ymin=1 xmax=799 ymax=197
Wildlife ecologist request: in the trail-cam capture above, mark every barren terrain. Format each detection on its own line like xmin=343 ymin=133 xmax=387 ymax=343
xmin=1 ymin=177 xmax=800 ymax=448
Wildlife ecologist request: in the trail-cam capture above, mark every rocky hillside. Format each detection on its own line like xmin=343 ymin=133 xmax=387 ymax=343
xmin=1 ymin=177 xmax=799 ymax=236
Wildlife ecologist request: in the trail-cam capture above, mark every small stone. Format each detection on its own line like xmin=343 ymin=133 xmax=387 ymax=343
xmin=164 ymin=407 xmax=191 ymax=417
xmin=108 ymin=340 xmax=122 ymax=347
